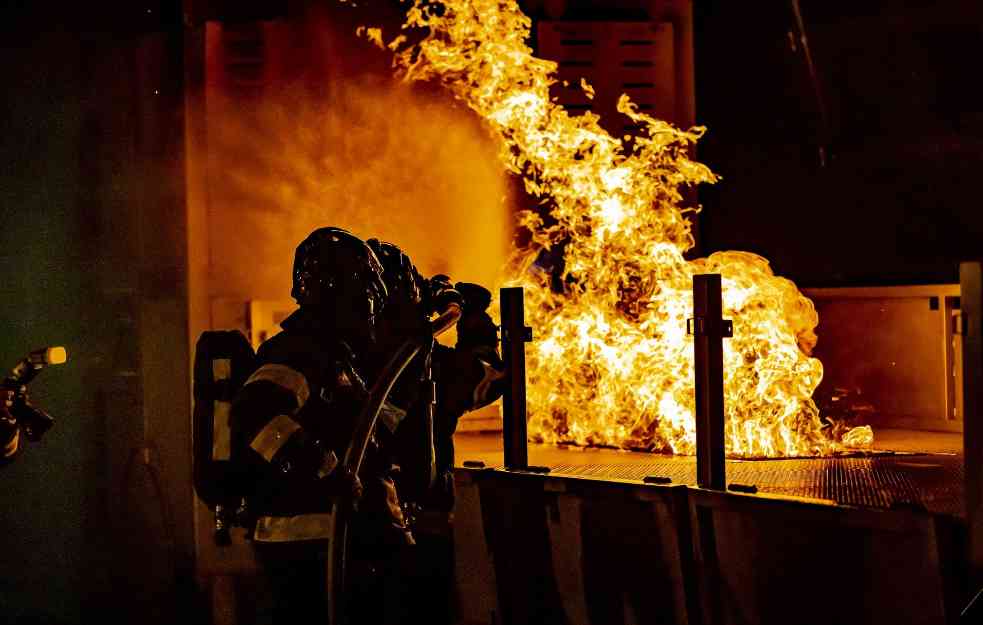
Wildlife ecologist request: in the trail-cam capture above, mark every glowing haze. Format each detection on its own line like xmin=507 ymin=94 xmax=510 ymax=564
xmin=206 ymin=78 xmax=510 ymax=301
xmin=369 ymin=0 xmax=872 ymax=456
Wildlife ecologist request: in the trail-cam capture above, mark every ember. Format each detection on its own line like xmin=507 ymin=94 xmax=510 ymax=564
xmin=371 ymin=0 xmax=873 ymax=457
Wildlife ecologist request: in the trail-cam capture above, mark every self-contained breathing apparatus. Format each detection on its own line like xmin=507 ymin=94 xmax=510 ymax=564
xmin=192 ymin=330 xmax=257 ymax=544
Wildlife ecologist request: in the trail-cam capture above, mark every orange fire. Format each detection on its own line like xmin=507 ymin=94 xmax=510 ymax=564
xmin=369 ymin=0 xmax=872 ymax=457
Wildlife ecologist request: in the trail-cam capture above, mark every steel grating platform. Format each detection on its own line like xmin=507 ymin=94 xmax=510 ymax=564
xmin=455 ymin=430 xmax=965 ymax=517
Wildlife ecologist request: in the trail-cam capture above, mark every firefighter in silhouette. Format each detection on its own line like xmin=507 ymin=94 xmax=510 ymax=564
xmin=366 ymin=239 xmax=506 ymax=625
xmin=1 ymin=346 xmax=66 ymax=466
xmin=229 ymin=227 xmax=412 ymax=624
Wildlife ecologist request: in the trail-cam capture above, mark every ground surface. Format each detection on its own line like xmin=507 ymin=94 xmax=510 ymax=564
xmin=454 ymin=429 xmax=965 ymax=516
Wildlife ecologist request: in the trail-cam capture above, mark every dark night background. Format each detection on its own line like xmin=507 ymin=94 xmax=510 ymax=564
xmin=1 ymin=0 xmax=981 ymax=622
xmin=694 ymin=0 xmax=983 ymax=287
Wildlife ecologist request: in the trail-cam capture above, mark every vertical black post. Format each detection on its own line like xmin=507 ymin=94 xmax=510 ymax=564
xmin=961 ymin=262 xmax=983 ymax=587
xmin=501 ymin=287 xmax=532 ymax=470
xmin=690 ymin=274 xmax=730 ymax=490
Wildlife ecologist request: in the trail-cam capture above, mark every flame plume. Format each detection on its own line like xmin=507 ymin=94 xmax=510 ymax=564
xmin=375 ymin=0 xmax=872 ymax=457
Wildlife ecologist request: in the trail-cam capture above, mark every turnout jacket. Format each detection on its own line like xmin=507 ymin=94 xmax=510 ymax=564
xmin=229 ymin=308 xmax=408 ymax=544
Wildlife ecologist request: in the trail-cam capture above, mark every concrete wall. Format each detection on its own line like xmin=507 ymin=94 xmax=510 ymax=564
xmin=0 ymin=30 xmax=94 ymax=624
xmin=0 ymin=15 xmax=197 ymax=623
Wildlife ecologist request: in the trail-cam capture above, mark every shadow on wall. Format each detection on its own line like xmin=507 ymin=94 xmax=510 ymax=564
xmin=206 ymin=77 xmax=513 ymax=301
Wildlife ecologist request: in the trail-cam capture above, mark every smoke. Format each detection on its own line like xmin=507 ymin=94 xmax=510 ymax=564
xmin=206 ymin=76 xmax=512 ymax=302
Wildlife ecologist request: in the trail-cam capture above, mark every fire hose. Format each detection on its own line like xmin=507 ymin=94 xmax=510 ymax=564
xmin=326 ymin=302 xmax=462 ymax=625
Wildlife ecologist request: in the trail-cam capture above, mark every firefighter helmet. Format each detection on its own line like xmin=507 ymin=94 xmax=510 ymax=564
xmin=291 ymin=227 xmax=388 ymax=320
xmin=366 ymin=239 xmax=423 ymax=308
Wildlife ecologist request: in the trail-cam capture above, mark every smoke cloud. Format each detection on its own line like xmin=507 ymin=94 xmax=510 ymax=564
xmin=206 ymin=76 xmax=512 ymax=302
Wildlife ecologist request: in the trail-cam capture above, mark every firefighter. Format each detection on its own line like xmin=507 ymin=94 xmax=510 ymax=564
xmin=1 ymin=348 xmax=65 ymax=465
xmin=366 ymin=239 xmax=506 ymax=625
xmin=229 ymin=227 xmax=412 ymax=625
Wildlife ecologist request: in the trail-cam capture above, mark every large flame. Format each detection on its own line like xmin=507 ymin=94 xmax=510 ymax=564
xmin=371 ymin=0 xmax=872 ymax=457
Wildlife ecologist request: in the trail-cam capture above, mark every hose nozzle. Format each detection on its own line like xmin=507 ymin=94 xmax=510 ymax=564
xmin=7 ymin=346 xmax=68 ymax=387
xmin=46 ymin=346 xmax=68 ymax=366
